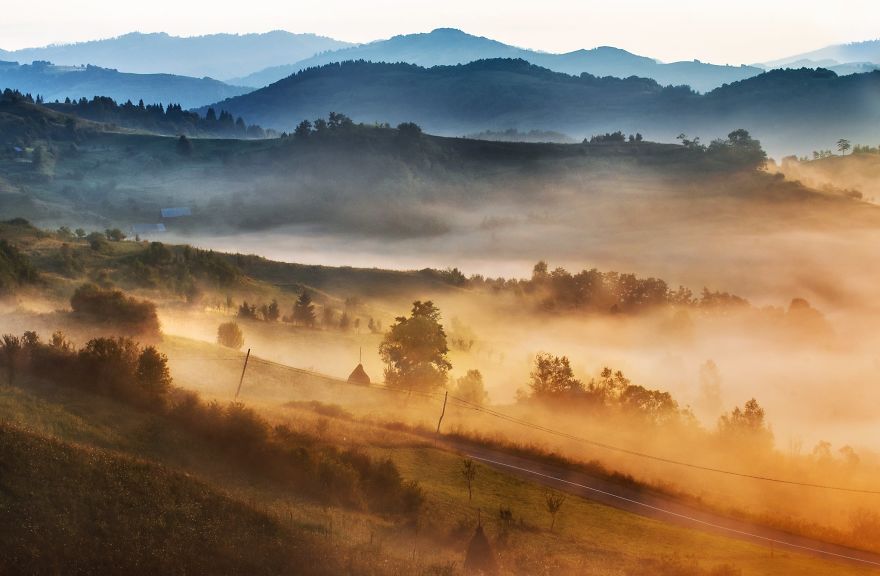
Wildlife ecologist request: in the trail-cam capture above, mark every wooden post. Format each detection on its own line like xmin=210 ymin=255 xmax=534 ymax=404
xmin=436 ymin=390 xmax=448 ymax=434
xmin=235 ymin=348 xmax=250 ymax=399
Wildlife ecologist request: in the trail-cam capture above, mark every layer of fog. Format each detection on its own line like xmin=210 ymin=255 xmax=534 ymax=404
xmin=157 ymin=296 xmax=880 ymax=534
xmin=165 ymin=193 xmax=880 ymax=310
xmin=36 ymin=137 xmax=880 ymax=459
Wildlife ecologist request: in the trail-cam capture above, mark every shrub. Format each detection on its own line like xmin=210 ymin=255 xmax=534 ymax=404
xmin=397 ymin=122 xmax=422 ymax=140
xmin=85 ymin=232 xmax=108 ymax=252
xmin=0 ymin=240 xmax=38 ymax=294
xmin=136 ymin=346 xmax=172 ymax=406
xmin=77 ymin=336 xmax=141 ymax=397
xmin=176 ymin=134 xmax=193 ymax=156
xmin=105 ymin=228 xmax=127 ymax=242
xmin=222 ymin=402 xmax=271 ymax=452
xmin=0 ymin=334 xmax=23 ymax=384
xmin=217 ymin=321 xmax=244 ymax=349
xmin=17 ymin=332 xmax=171 ymax=408
xmin=70 ymin=283 xmax=161 ymax=337
xmin=124 ymin=243 xmax=240 ymax=296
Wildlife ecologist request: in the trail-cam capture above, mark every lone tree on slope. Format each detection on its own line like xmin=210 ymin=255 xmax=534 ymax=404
xmin=217 ymin=321 xmax=244 ymax=349
xmin=379 ymin=300 xmax=451 ymax=393
xmin=293 ymin=290 xmax=316 ymax=327
xmin=545 ymin=491 xmax=566 ymax=531
xmin=462 ymin=458 xmax=477 ymax=502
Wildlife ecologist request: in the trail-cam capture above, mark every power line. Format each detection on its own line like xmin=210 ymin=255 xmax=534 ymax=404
xmin=447 ymin=395 xmax=880 ymax=495
xmin=468 ymin=455 xmax=880 ymax=568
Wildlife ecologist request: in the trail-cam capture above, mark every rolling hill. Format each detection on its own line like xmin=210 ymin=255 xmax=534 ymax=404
xmin=2 ymin=31 xmax=352 ymax=81
xmin=0 ymin=425 xmax=334 ymax=575
xmin=0 ymin=60 xmax=249 ymax=108
xmin=764 ymin=39 xmax=880 ymax=69
xmin=208 ymin=59 xmax=691 ymax=137
xmin=234 ymin=28 xmax=763 ymax=92
xmin=204 ymin=59 xmax=880 ymax=155
xmin=0 ymin=93 xmax=101 ymax=146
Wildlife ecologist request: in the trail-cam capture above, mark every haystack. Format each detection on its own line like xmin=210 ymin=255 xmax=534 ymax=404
xmin=463 ymin=524 xmax=498 ymax=575
xmin=347 ymin=363 xmax=371 ymax=385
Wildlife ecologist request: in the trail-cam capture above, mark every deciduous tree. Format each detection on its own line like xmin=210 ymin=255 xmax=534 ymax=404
xmin=379 ymin=301 xmax=451 ymax=392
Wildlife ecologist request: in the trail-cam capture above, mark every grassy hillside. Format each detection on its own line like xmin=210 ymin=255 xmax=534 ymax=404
xmin=390 ymin=446 xmax=876 ymax=576
xmin=0 ymin=222 xmax=877 ymax=572
xmin=0 ymin=217 xmax=461 ymax=311
xmin=0 ymin=358 xmax=875 ymax=575
xmin=0 ymin=424 xmax=333 ymax=575
xmin=776 ymin=152 xmax=880 ymax=201
xmin=5 ymin=100 xmax=876 ymax=255
xmin=3 ymin=97 xmax=877 ymax=254
xmin=1 ymin=93 xmax=100 ymax=147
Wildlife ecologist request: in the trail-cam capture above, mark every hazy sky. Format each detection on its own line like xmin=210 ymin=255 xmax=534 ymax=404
xmin=2 ymin=0 xmax=878 ymax=63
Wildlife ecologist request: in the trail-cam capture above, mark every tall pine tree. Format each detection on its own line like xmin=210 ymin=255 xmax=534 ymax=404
xmin=293 ymin=290 xmax=316 ymax=327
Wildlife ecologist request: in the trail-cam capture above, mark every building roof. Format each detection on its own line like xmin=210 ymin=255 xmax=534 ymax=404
xmin=160 ymin=207 xmax=192 ymax=218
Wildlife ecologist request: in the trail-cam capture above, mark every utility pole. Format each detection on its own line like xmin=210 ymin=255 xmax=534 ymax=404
xmin=436 ymin=390 xmax=448 ymax=434
xmin=235 ymin=348 xmax=250 ymax=399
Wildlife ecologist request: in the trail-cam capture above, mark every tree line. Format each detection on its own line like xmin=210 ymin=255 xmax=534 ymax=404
xmin=375 ymin=299 xmax=858 ymax=469
xmin=0 ymin=329 xmax=424 ymax=517
xmin=45 ymin=95 xmax=271 ymax=138
xmin=230 ymin=289 xmax=382 ymax=334
xmin=674 ymin=129 xmax=767 ymax=170
xmin=467 ymin=261 xmax=749 ymax=315
xmin=285 ymin=111 xmax=422 ymax=143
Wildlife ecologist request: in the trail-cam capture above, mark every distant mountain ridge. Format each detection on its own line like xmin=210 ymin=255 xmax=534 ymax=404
xmin=7 ymin=29 xmax=879 ymax=94
xmin=2 ymin=31 xmax=352 ymax=80
xmin=202 ymin=58 xmax=880 ymax=155
xmin=234 ymin=28 xmax=763 ymax=92
xmin=763 ymin=39 xmax=880 ymax=68
xmin=0 ymin=60 xmax=249 ymax=108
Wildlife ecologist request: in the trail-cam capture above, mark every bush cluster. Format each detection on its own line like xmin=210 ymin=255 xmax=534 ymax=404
xmin=169 ymin=395 xmax=423 ymax=516
xmin=0 ymin=239 xmax=38 ymax=294
xmin=4 ymin=331 xmax=170 ymax=409
xmin=1 ymin=330 xmax=423 ymax=518
xmin=70 ymin=283 xmax=161 ymax=337
xmin=125 ymin=242 xmax=240 ymax=301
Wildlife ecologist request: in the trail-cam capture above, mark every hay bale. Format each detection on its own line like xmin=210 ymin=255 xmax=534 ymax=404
xmin=463 ymin=524 xmax=498 ymax=575
xmin=347 ymin=363 xmax=371 ymax=385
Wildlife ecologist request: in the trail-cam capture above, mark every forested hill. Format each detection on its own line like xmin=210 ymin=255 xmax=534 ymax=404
xmin=0 ymin=60 xmax=248 ymax=108
xmin=1 ymin=90 xmax=270 ymax=139
xmin=203 ymin=59 xmax=694 ymax=135
xmin=0 ymin=91 xmax=101 ymax=146
xmin=203 ymin=59 xmax=880 ymax=156
xmin=233 ymin=27 xmax=762 ymax=91
xmin=1 ymin=31 xmax=352 ymax=80
xmin=46 ymin=96 xmax=272 ymax=138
